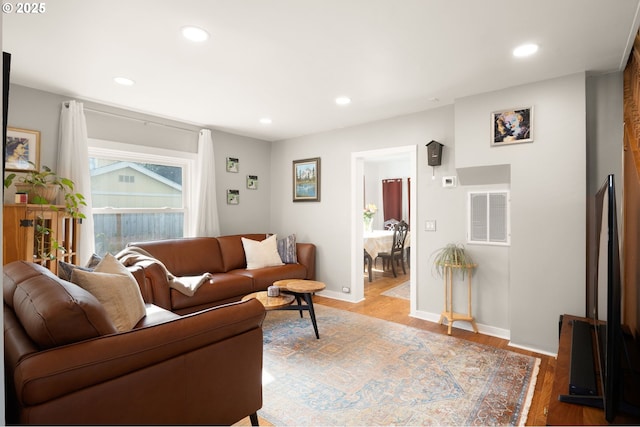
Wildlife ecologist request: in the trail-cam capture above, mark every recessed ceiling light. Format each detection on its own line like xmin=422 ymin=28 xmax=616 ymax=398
xmin=513 ymin=43 xmax=539 ymax=58
xmin=182 ymin=26 xmax=209 ymax=42
xmin=114 ymin=77 xmax=135 ymax=86
xmin=259 ymin=117 xmax=272 ymax=125
xmin=335 ymin=96 xmax=351 ymax=106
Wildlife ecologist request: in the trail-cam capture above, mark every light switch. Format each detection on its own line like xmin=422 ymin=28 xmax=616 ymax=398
xmin=425 ymin=220 xmax=436 ymax=231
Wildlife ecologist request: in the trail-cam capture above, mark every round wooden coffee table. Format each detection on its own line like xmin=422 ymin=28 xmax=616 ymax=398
xmin=273 ymin=279 xmax=326 ymax=339
xmin=241 ymin=291 xmax=294 ymax=310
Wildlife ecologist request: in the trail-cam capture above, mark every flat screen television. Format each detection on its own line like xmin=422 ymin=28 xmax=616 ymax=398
xmin=3 ymin=52 xmax=10 ymax=175
xmin=560 ymin=175 xmax=640 ymax=422
xmin=593 ymin=174 xmax=622 ymax=422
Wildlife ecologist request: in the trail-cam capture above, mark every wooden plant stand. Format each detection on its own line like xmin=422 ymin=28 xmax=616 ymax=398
xmin=438 ymin=263 xmax=478 ymax=335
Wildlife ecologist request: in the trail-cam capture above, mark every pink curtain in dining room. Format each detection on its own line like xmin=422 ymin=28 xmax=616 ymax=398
xmin=382 ymin=178 xmax=402 ymax=222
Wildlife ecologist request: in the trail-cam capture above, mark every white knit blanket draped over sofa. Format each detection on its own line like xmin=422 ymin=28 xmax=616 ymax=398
xmin=116 ymin=246 xmax=213 ymax=297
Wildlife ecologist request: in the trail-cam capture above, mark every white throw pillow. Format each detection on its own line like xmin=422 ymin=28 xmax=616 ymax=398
xmin=242 ymin=235 xmax=285 ymax=270
xmin=71 ymin=253 xmax=146 ymax=332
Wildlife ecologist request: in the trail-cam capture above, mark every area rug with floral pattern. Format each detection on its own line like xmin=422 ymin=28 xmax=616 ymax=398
xmin=259 ymin=304 xmax=540 ymax=426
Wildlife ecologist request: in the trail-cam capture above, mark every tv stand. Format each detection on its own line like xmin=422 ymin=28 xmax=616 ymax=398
xmin=547 ymin=314 xmax=640 ymax=425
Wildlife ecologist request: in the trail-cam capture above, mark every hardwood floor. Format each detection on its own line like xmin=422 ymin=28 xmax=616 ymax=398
xmin=237 ymin=265 xmax=556 ymax=426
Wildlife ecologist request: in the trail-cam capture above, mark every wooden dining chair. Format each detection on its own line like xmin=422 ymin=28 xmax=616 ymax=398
xmin=383 ymin=218 xmax=399 ymax=230
xmin=375 ymin=220 xmax=408 ymax=277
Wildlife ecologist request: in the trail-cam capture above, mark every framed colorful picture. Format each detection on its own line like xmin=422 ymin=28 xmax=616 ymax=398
xmin=226 ymin=157 xmax=239 ymax=172
xmin=5 ymin=127 xmax=40 ymax=171
xmin=491 ymin=107 xmax=533 ymax=146
xmin=227 ymin=189 xmax=239 ymax=205
xmin=247 ymin=175 xmax=258 ymax=190
xmin=293 ymin=157 xmax=320 ymax=202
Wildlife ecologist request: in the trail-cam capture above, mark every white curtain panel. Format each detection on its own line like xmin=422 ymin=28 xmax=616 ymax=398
xmin=194 ymin=129 xmax=221 ymax=236
xmin=58 ymin=100 xmax=95 ymax=264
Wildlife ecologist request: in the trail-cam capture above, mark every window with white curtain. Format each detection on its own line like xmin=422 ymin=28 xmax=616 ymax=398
xmin=468 ymin=190 xmax=510 ymax=245
xmin=88 ymin=139 xmax=195 ymax=254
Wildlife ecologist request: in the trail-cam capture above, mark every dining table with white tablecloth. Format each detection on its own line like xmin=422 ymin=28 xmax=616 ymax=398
xmin=364 ymin=229 xmax=411 ymax=259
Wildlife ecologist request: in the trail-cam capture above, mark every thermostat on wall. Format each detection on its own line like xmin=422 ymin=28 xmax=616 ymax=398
xmin=442 ymin=176 xmax=457 ymax=188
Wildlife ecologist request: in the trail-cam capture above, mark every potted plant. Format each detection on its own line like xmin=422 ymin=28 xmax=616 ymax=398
xmin=431 ymin=243 xmax=475 ymax=278
xmin=4 ymin=163 xmax=86 ymax=218
xmin=4 ymin=163 xmax=87 ymax=262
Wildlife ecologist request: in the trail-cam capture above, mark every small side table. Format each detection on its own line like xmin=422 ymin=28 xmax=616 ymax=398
xmin=273 ymin=279 xmax=326 ymax=339
xmin=438 ymin=263 xmax=478 ymax=335
xmin=241 ymin=291 xmax=294 ymax=310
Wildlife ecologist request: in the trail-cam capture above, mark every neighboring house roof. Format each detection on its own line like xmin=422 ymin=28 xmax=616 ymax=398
xmin=90 ymin=161 xmax=182 ymax=191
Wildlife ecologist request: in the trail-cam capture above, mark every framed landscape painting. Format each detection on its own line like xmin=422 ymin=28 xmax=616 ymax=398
xmin=491 ymin=107 xmax=533 ymax=146
xmin=5 ymin=127 xmax=40 ymax=171
xmin=293 ymin=157 xmax=320 ymax=202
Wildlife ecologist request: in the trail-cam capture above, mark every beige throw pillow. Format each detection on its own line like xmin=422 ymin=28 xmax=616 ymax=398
xmin=71 ymin=253 xmax=146 ymax=332
xmin=242 ymin=234 xmax=284 ymax=270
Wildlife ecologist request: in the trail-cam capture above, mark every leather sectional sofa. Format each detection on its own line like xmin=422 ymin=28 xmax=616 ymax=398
xmin=124 ymin=234 xmax=317 ymax=315
xmin=3 ymin=260 xmax=266 ymax=425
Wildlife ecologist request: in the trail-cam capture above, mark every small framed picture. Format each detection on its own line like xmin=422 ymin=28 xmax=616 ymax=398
xmin=227 ymin=189 xmax=239 ymax=204
xmin=491 ymin=107 xmax=533 ymax=146
xmin=247 ymin=175 xmax=258 ymax=190
xmin=293 ymin=157 xmax=321 ymax=202
xmin=5 ymin=127 xmax=40 ymax=171
xmin=226 ymin=157 xmax=239 ymax=172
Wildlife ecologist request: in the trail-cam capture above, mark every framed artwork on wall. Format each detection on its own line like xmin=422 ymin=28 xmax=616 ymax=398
xmin=293 ymin=157 xmax=320 ymax=202
xmin=226 ymin=157 xmax=239 ymax=172
xmin=227 ymin=189 xmax=239 ymax=204
xmin=5 ymin=127 xmax=40 ymax=171
xmin=491 ymin=107 xmax=533 ymax=146
xmin=247 ymin=175 xmax=258 ymax=190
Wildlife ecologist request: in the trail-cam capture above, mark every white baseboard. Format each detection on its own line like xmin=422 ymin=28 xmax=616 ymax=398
xmin=317 ymin=289 xmax=363 ymax=303
xmin=411 ymin=309 xmax=511 ymax=340
xmin=316 ymin=294 xmax=554 ymax=357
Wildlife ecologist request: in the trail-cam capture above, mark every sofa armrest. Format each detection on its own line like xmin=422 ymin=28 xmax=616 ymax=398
xmin=13 ymin=298 xmax=266 ymax=407
xmin=126 ymin=260 xmax=173 ymax=310
xmin=296 ymin=243 xmax=316 ymax=280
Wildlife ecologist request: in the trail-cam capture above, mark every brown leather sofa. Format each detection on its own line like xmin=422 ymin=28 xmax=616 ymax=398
xmin=3 ymin=260 xmax=266 ymax=425
xmin=126 ymin=234 xmax=316 ymax=315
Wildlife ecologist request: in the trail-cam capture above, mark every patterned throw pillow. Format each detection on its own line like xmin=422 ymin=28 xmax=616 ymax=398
xmin=277 ymin=234 xmax=297 ymax=264
xmin=57 ymin=253 xmax=103 ymax=282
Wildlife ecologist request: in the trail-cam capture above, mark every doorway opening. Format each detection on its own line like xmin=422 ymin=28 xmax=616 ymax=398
xmin=350 ymin=145 xmax=417 ymax=312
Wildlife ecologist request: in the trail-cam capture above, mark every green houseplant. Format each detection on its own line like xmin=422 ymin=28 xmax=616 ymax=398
xmin=4 ymin=163 xmax=86 ymax=217
xmin=4 ymin=163 xmax=86 ymax=261
xmin=431 ymin=243 xmax=475 ymax=278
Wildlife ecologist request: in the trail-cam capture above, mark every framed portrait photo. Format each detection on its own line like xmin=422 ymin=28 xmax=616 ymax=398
xmin=491 ymin=107 xmax=533 ymax=146
xmin=5 ymin=127 xmax=40 ymax=171
xmin=293 ymin=157 xmax=320 ymax=202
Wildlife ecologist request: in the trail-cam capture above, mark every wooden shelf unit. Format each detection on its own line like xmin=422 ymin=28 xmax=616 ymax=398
xmin=3 ymin=204 xmax=81 ymax=274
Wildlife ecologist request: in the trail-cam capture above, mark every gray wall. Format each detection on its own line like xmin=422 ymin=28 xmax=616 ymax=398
xmin=3 ymin=70 xmax=624 ymax=354
xmin=455 ymin=73 xmax=587 ymax=353
xmin=586 ymin=72 xmax=624 ymax=195
xmin=4 ymin=84 xmax=273 ymax=233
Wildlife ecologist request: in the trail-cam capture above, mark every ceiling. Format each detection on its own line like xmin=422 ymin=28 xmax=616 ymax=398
xmin=3 ymin=0 xmax=640 ymax=142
